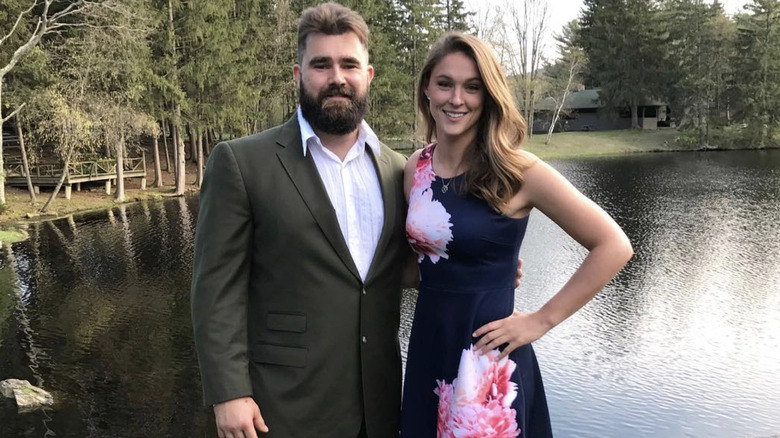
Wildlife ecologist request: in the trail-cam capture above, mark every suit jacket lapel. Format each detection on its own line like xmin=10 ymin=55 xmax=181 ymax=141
xmin=365 ymin=146 xmax=398 ymax=284
xmin=275 ymin=117 xmax=361 ymax=282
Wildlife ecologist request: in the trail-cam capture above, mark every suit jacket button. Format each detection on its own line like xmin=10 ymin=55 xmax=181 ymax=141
xmin=362 ymin=288 xmax=367 ymax=295
xmin=362 ymin=336 xmax=367 ymax=343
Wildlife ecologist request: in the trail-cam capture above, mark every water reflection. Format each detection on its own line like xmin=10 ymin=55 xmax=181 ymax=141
xmin=0 ymin=199 xmax=207 ymax=437
xmin=0 ymin=150 xmax=779 ymax=438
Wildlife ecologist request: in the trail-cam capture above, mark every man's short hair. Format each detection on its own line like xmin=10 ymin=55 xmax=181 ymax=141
xmin=297 ymin=2 xmax=370 ymax=64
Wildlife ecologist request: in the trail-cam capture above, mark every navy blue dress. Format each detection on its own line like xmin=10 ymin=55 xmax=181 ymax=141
xmin=401 ymin=144 xmax=552 ymax=438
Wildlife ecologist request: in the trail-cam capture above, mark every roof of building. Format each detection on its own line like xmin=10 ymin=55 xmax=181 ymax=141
xmin=535 ymin=88 xmax=666 ymax=111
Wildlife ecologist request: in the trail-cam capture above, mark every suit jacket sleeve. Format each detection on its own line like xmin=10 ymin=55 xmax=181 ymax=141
xmin=191 ymin=141 xmax=254 ymax=407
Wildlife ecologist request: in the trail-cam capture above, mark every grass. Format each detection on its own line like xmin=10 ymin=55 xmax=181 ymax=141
xmin=0 ymin=229 xmax=26 ymax=245
xmin=395 ymin=128 xmax=685 ymax=160
xmin=524 ymin=128 xmax=682 ymax=160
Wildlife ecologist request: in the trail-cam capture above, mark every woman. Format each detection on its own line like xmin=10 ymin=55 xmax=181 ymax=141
xmin=401 ymin=32 xmax=633 ymax=437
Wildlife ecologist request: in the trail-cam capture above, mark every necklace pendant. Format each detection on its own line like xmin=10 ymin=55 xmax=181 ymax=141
xmin=441 ymin=183 xmax=449 ymax=193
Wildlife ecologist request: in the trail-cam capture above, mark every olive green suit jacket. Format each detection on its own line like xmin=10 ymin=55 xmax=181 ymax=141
xmin=190 ymin=116 xmax=408 ymax=438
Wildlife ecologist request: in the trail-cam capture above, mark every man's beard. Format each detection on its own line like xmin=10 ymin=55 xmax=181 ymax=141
xmin=299 ymin=80 xmax=369 ymax=135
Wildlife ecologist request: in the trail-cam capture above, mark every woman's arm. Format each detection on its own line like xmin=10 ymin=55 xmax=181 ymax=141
xmin=474 ymin=155 xmax=633 ymax=358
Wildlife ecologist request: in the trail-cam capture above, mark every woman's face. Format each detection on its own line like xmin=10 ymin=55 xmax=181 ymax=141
xmin=424 ymin=51 xmax=485 ymax=144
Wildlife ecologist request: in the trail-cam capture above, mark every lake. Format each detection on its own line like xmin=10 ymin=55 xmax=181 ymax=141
xmin=2 ymin=149 xmax=779 ymax=437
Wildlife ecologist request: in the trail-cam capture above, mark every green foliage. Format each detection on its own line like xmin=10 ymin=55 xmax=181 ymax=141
xmin=659 ymin=0 xmax=735 ymax=144
xmin=578 ymin=0 xmax=669 ymax=127
xmin=731 ymin=0 xmax=780 ymax=147
xmin=674 ymin=133 xmax=699 ymax=148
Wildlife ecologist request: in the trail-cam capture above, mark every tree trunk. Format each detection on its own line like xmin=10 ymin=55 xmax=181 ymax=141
xmin=172 ymin=118 xmax=180 ymax=181
xmin=152 ymin=133 xmax=163 ymax=188
xmin=547 ymin=94 xmax=568 ymax=145
xmin=174 ymin=104 xmax=186 ymax=195
xmin=205 ymin=128 xmax=213 ymax=155
xmin=115 ymin=131 xmax=125 ymax=203
xmin=546 ymin=60 xmax=578 ymax=145
xmin=162 ymin=119 xmax=171 ymax=172
xmin=528 ymin=88 xmax=535 ymax=138
xmin=40 ymin=147 xmax=75 ymax=213
xmin=188 ymin=123 xmax=197 ymax=163
xmin=16 ymin=116 xmax=35 ymax=202
xmin=631 ymin=103 xmax=640 ymax=129
xmin=196 ymin=128 xmax=204 ymax=188
xmin=0 ymin=77 xmax=6 ymax=206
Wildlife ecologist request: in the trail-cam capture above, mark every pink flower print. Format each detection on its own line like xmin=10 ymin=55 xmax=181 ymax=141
xmin=406 ymin=187 xmax=453 ymax=264
xmin=412 ymin=147 xmax=436 ymax=193
xmin=434 ymin=346 xmax=521 ymax=438
xmin=406 ymin=144 xmax=453 ymax=264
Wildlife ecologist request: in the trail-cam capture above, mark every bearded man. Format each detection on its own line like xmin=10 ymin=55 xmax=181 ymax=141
xmin=190 ymin=3 xmax=409 ymax=438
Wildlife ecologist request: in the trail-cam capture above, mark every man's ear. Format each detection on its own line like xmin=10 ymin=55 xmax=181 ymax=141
xmin=367 ymin=64 xmax=375 ymax=84
xmin=293 ymin=64 xmax=301 ymax=85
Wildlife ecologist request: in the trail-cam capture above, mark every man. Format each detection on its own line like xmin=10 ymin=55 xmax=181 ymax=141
xmin=190 ymin=3 xmax=409 ymax=438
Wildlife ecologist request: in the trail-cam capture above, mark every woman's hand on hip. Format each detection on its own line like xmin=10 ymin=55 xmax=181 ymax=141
xmin=472 ymin=310 xmax=552 ymax=360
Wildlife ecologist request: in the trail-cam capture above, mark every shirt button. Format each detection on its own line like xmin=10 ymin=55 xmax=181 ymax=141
xmin=362 ymin=336 xmax=367 ymax=343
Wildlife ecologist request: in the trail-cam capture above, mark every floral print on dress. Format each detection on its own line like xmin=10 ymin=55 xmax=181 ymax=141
xmin=434 ymin=346 xmax=521 ymax=438
xmin=406 ymin=145 xmax=454 ymax=264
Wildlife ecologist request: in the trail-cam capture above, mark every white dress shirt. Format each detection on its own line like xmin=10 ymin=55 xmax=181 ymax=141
xmin=298 ymin=108 xmax=384 ymax=281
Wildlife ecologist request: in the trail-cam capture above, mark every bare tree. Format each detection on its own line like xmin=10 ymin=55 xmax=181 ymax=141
xmin=471 ymin=4 xmax=514 ymax=69
xmin=509 ymin=0 xmax=549 ymax=137
xmin=546 ymin=56 xmax=584 ymax=144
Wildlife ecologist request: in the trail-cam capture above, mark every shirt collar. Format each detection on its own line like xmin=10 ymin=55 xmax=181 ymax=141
xmin=297 ymin=106 xmax=381 ymax=157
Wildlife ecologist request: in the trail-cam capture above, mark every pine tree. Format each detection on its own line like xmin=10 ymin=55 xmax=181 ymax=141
xmin=732 ymin=0 xmax=780 ymax=146
xmin=579 ymin=0 xmax=668 ymax=129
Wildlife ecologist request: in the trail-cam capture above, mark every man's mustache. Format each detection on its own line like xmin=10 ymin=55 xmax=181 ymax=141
xmin=320 ymin=85 xmax=355 ymax=100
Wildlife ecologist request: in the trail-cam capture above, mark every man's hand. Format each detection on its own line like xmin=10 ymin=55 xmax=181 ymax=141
xmin=214 ymin=397 xmax=268 ymax=438
xmin=515 ymin=258 xmax=524 ymax=288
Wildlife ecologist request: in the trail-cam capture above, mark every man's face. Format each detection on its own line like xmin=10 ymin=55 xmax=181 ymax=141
xmin=294 ymin=32 xmax=374 ymax=135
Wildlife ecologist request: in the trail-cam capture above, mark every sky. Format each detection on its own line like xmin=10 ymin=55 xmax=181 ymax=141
xmin=463 ymin=0 xmax=750 ymax=61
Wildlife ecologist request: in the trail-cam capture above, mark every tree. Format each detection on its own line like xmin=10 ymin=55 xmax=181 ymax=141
xmin=440 ymin=0 xmax=472 ymax=31
xmin=579 ymin=0 xmax=668 ymax=129
xmin=0 ymin=0 xmax=120 ymax=206
xmin=393 ymin=0 xmax=446 ymax=135
xmin=32 ymin=89 xmax=98 ymax=213
xmin=732 ymin=0 xmax=780 ymax=146
xmin=544 ymin=20 xmax=587 ymax=144
xmin=51 ymin=0 xmax=156 ymax=203
xmin=509 ymin=0 xmax=549 ymax=137
xmin=660 ymin=0 xmax=735 ymax=145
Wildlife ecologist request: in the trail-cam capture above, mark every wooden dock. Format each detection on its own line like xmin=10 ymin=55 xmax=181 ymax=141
xmin=4 ymin=155 xmax=147 ymax=199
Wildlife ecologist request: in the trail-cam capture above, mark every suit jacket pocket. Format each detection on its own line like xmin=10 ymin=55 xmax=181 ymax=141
xmin=266 ymin=312 xmax=306 ymax=333
xmin=251 ymin=343 xmax=307 ymax=368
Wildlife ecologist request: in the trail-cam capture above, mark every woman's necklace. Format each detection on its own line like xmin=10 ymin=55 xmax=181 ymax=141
xmin=441 ymin=177 xmax=453 ymax=193
xmin=434 ymin=145 xmax=463 ymax=194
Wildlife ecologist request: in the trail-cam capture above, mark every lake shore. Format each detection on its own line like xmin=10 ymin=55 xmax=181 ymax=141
xmin=1 ymin=128 xmax=776 ymax=243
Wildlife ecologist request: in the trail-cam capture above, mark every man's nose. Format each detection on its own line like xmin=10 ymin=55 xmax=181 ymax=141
xmin=329 ymin=66 xmax=346 ymax=85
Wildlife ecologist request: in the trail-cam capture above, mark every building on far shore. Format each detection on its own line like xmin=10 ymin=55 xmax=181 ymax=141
xmin=532 ymin=88 xmax=669 ymax=133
